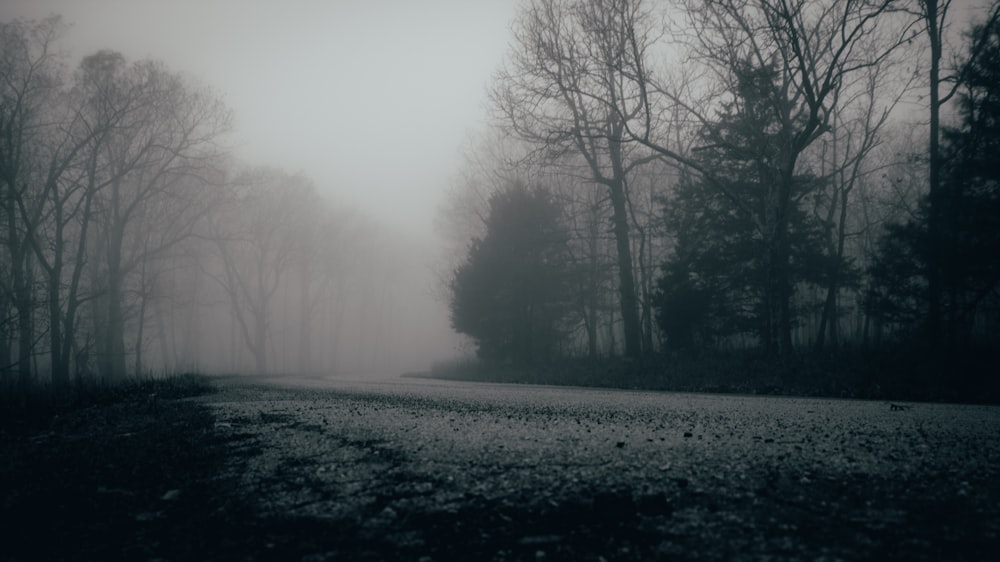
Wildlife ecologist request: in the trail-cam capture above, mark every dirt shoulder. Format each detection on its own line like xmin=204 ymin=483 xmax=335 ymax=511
xmin=3 ymin=376 xmax=999 ymax=561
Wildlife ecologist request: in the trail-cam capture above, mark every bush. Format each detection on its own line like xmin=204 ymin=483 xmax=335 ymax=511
xmin=425 ymin=348 xmax=1000 ymax=404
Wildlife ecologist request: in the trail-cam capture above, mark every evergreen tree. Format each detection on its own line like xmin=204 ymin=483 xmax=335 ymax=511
xmin=654 ymin=62 xmax=836 ymax=351
xmin=450 ymin=184 xmax=574 ymax=365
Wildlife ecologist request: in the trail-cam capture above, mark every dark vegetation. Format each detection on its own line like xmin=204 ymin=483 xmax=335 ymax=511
xmin=427 ymin=345 xmax=1000 ymax=404
xmin=0 ymin=375 xmax=400 ymax=562
xmin=0 ymin=374 xmax=228 ymax=560
xmin=0 ymin=373 xmax=213 ymax=431
xmin=450 ymin=185 xmax=575 ymax=365
xmin=447 ymin=1 xmax=1000 ymax=403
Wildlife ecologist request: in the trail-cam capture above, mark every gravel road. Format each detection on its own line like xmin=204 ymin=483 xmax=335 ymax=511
xmin=198 ymin=374 xmax=1000 ymax=561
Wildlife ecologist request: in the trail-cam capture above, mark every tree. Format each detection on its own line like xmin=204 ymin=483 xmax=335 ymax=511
xmin=622 ymin=0 xmax=911 ymax=355
xmin=82 ymin=52 xmax=231 ymax=381
xmin=940 ymin=4 xmax=1000 ymax=345
xmin=492 ymin=0 xmax=659 ymax=358
xmin=0 ymin=16 xmax=65 ymax=386
xmin=869 ymin=4 xmax=1000 ymax=348
xmin=21 ymin=44 xmax=144 ymax=386
xmin=907 ymin=0 xmax=1000 ymax=348
xmin=450 ymin=184 xmax=574 ymax=365
xmin=560 ymin=180 xmax=618 ymax=357
xmin=205 ymin=168 xmax=316 ymax=374
xmin=441 ymin=131 xmax=624 ymax=359
xmin=809 ymin=35 xmax=915 ymax=350
xmin=915 ymin=0 xmax=951 ymax=348
xmin=655 ymin=172 xmax=762 ymax=349
xmin=654 ymin=114 xmax=834 ymax=352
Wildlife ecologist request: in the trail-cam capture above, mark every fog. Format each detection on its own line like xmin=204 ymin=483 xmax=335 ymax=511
xmin=7 ymin=0 xmax=999 ymax=384
xmin=4 ymin=0 xmax=519 ymax=376
xmin=13 ymin=0 xmax=516 ymax=234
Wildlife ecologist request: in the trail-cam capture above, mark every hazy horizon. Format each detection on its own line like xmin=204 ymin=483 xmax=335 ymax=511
xmin=7 ymin=0 xmax=518 ymax=239
xmin=3 ymin=0 xmax=523 ymax=373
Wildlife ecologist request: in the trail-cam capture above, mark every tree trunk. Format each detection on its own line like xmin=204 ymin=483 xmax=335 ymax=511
xmin=106 ymin=273 xmax=127 ymax=380
xmin=253 ymin=291 xmax=268 ymax=374
xmin=585 ymin=199 xmax=601 ymax=359
xmin=48 ymin=261 xmax=68 ymax=388
xmin=0 ymin=300 xmax=11 ymax=379
xmin=104 ymin=221 xmax=128 ymax=381
xmin=815 ymin=281 xmax=837 ymax=350
xmin=636 ymin=216 xmax=655 ymax=354
xmin=926 ymin=0 xmax=944 ymax=351
xmin=14 ymin=259 xmax=33 ymax=389
xmin=777 ymin=206 xmax=794 ymax=356
xmin=253 ymin=325 xmax=267 ymax=374
xmin=135 ymin=287 xmax=149 ymax=377
xmin=298 ymin=266 xmax=312 ymax=374
xmin=764 ymin=168 xmax=795 ymax=357
xmin=606 ymin=128 xmax=641 ymax=358
xmin=608 ymin=179 xmax=642 ymax=358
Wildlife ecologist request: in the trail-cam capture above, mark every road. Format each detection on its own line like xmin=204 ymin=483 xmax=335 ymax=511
xmin=197 ymin=373 xmax=1000 ymax=561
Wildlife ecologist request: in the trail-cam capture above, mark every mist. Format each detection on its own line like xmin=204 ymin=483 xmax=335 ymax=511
xmin=5 ymin=1 xmax=1000 ymax=559
xmin=1 ymin=0 xmax=515 ymax=378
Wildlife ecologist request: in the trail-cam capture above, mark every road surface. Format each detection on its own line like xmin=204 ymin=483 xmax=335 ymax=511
xmin=197 ymin=373 xmax=1000 ymax=561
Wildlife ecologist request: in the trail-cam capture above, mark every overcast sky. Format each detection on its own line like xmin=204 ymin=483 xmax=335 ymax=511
xmin=7 ymin=0 xmax=518 ymax=237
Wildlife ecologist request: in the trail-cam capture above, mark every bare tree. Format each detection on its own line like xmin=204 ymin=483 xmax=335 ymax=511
xmin=492 ymin=0 xmax=661 ymax=357
xmin=205 ymin=168 xmax=315 ymax=374
xmin=0 ymin=16 xmax=65 ymax=386
xmin=79 ymin=52 xmax=230 ymax=380
xmin=810 ymin=32 xmax=917 ymax=349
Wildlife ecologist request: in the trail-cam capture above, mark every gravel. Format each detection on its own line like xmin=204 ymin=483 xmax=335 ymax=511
xmin=194 ymin=373 xmax=1000 ymax=561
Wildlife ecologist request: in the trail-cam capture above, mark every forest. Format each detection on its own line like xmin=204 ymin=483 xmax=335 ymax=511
xmin=443 ymin=0 xmax=1000 ymax=401
xmin=0 ymin=16 xmax=450 ymax=394
xmin=4 ymin=0 xmax=999 ymax=404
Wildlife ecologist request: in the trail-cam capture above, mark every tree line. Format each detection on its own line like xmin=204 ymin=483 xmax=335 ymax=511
xmin=1 ymin=16 xmax=437 ymax=391
xmin=446 ymin=0 xmax=1000 ymax=377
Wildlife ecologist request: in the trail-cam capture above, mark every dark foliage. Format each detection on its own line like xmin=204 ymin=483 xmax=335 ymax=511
xmin=0 ymin=374 xmax=228 ymax=561
xmin=653 ymin=63 xmax=846 ymax=352
xmin=450 ymin=184 xmax=575 ymax=365
xmin=426 ymin=346 xmax=1000 ymax=404
xmin=654 ymin=175 xmax=763 ymax=348
xmin=869 ymin=11 xmax=1000 ymax=349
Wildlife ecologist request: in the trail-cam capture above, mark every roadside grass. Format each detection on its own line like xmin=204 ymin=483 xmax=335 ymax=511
xmin=425 ymin=346 xmax=1000 ymax=404
xmin=0 ymin=373 xmax=240 ymax=561
xmin=0 ymin=372 xmax=214 ymax=433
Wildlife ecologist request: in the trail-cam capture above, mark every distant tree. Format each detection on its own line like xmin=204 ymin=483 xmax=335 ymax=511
xmin=450 ymin=184 xmax=574 ymax=365
xmin=204 ymin=168 xmax=317 ymax=374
